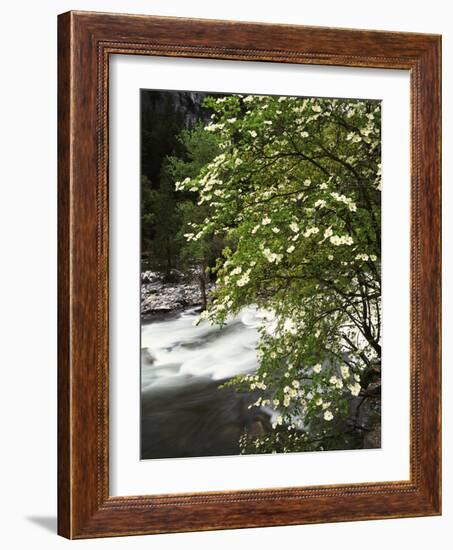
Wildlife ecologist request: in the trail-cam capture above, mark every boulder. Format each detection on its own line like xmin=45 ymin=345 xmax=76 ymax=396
xmin=140 ymin=271 xmax=213 ymax=316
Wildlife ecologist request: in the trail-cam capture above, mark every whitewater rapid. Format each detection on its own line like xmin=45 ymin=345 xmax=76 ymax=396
xmin=140 ymin=306 xmax=279 ymax=459
xmin=141 ymin=306 xmax=268 ymax=392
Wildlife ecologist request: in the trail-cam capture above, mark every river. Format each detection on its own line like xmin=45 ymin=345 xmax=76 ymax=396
xmin=140 ymin=306 xmax=275 ymax=459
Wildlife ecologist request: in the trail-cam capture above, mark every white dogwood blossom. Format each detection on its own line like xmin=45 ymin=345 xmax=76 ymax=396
xmin=176 ymin=94 xmax=381 ymax=454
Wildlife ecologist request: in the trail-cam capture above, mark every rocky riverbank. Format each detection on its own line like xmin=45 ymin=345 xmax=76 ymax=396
xmin=141 ymin=270 xmax=213 ymax=320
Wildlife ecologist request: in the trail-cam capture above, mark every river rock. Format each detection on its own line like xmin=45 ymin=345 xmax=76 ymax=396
xmin=141 ymin=270 xmax=213 ymax=317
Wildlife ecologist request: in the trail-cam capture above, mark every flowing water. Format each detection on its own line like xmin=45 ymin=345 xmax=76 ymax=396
xmin=140 ymin=306 xmax=274 ymax=459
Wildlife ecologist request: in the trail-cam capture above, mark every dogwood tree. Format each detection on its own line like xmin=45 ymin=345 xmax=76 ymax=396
xmin=176 ymin=93 xmax=381 ymax=453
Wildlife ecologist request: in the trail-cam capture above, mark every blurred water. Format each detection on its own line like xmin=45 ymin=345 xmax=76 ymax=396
xmin=140 ymin=306 xmax=273 ymax=459
xmin=141 ymin=306 xmax=265 ymax=391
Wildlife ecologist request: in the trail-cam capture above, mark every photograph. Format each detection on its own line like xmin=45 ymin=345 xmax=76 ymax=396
xmin=0 ymin=0 xmax=445 ymax=544
xmin=140 ymin=89 xmax=382 ymax=460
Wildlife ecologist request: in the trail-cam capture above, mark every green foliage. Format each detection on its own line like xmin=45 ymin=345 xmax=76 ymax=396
xmin=164 ymin=122 xmax=223 ymax=271
xmin=141 ymin=176 xmax=157 ymax=254
xmin=177 ymin=94 xmax=382 ymax=452
xmin=142 ymin=118 xmax=223 ymax=287
xmin=167 ymin=122 xmax=221 ymax=180
xmin=142 ymin=171 xmax=181 ymax=281
xmin=168 ymin=124 xmax=224 ymax=290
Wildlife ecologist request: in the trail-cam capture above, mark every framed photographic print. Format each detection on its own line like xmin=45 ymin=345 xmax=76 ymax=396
xmin=58 ymin=11 xmax=441 ymax=539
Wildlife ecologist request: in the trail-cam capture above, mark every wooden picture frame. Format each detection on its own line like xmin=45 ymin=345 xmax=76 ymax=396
xmin=58 ymin=10 xmax=441 ymax=539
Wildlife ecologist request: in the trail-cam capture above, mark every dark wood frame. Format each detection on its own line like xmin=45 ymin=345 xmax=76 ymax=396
xmin=58 ymin=10 xmax=442 ymax=539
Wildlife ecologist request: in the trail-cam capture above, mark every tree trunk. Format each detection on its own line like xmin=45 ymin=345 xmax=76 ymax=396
xmin=164 ymin=239 xmax=172 ymax=282
xmin=199 ymin=272 xmax=207 ymax=311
